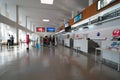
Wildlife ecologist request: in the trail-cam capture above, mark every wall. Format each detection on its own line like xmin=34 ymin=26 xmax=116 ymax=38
xmin=0 ymin=2 xmax=6 ymax=17
xmin=7 ymin=4 xmax=16 ymax=22
xmin=0 ymin=13 xmax=33 ymax=43
xmin=88 ymin=18 xmax=120 ymax=39
xmin=0 ymin=0 xmax=29 ymax=29
xmin=73 ymin=18 xmax=120 ymax=40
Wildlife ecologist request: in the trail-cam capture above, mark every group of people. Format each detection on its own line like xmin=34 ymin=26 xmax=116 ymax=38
xmin=7 ymin=34 xmax=14 ymax=46
xmin=43 ymin=35 xmax=57 ymax=47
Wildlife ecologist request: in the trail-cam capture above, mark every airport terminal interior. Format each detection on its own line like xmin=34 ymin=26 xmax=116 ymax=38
xmin=0 ymin=0 xmax=120 ymax=80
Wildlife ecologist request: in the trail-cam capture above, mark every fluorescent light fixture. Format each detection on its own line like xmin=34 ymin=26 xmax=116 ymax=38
xmin=41 ymin=0 xmax=54 ymax=5
xmin=43 ymin=19 xmax=50 ymax=22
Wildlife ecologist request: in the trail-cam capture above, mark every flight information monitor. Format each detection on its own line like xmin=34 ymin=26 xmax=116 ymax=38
xmin=46 ymin=27 xmax=55 ymax=32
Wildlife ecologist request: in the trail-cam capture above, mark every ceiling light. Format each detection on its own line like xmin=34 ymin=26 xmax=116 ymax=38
xmin=43 ymin=19 xmax=50 ymax=22
xmin=41 ymin=0 xmax=54 ymax=5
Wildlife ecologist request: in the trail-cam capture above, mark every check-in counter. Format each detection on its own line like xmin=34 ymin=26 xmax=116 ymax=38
xmin=73 ymin=39 xmax=88 ymax=53
xmin=101 ymin=41 xmax=120 ymax=64
xmin=95 ymin=41 xmax=120 ymax=71
xmin=64 ymin=39 xmax=70 ymax=47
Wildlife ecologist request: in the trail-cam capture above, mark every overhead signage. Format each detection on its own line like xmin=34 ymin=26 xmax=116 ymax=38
xmin=36 ymin=27 xmax=45 ymax=32
xmin=47 ymin=27 xmax=55 ymax=32
xmin=74 ymin=13 xmax=82 ymax=23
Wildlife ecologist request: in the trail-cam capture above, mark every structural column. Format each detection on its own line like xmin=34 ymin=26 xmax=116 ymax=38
xmin=64 ymin=19 xmax=66 ymax=24
xmin=25 ymin=16 xmax=28 ymax=34
xmin=33 ymin=25 xmax=35 ymax=32
xmin=30 ymin=21 xmax=32 ymax=31
xmin=72 ymin=11 xmax=74 ymax=18
xmin=16 ymin=5 xmax=19 ymax=44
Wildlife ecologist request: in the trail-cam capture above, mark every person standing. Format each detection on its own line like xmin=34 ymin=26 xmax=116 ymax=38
xmin=43 ymin=36 xmax=48 ymax=47
xmin=7 ymin=34 xmax=11 ymax=46
xmin=52 ymin=36 xmax=55 ymax=46
xmin=11 ymin=35 xmax=14 ymax=46
xmin=48 ymin=35 xmax=52 ymax=46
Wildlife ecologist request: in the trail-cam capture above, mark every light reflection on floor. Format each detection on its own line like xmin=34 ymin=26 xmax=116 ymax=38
xmin=0 ymin=44 xmax=120 ymax=80
xmin=0 ymin=44 xmax=26 ymax=65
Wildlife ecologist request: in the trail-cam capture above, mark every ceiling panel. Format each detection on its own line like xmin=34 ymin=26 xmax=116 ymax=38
xmin=1 ymin=0 xmax=89 ymax=35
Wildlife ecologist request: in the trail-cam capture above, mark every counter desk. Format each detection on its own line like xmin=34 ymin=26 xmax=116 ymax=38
xmin=95 ymin=47 xmax=120 ymax=71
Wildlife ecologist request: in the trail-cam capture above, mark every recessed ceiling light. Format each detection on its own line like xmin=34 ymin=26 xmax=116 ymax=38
xmin=40 ymin=0 xmax=54 ymax=5
xmin=43 ymin=19 xmax=50 ymax=22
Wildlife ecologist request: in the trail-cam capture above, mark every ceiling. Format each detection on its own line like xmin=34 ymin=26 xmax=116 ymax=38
xmin=1 ymin=0 xmax=89 ymax=34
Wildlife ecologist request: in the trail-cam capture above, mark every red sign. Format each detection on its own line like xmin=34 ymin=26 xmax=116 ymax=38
xmin=36 ymin=27 xmax=45 ymax=32
xmin=112 ymin=29 xmax=120 ymax=37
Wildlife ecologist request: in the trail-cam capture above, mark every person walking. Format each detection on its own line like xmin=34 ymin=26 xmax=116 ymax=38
xmin=48 ymin=36 xmax=52 ymax=46
xmin=52 ymin=36 xmax=55 ymax=46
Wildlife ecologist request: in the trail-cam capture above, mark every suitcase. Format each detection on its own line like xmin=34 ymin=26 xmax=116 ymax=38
xmin=36 ymin=43 xmax=40 ymax=49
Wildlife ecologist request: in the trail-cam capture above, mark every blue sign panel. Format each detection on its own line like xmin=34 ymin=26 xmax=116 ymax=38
xmin=47 ymin=27 xmax=55 ymax=32
xmin=74 ymin=14 xmax=82 ymax=23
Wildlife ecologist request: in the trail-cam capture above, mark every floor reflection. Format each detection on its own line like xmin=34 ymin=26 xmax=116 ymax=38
xmin=0 ymin=45 xmax=26 ymax=65
xmin=0 ymin=45 xmax=120 ymax=80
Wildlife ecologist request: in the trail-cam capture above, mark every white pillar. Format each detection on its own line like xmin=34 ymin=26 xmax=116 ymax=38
xmin=33 ymin=25 xmax=35 ymax=32
xmin=30 ymin=21 xmax=32 ymax=31
xmin=64 ymin=19 xmax=66 ymax=24
xmin=16 ymin=5 xmax=19 ymax=44
xmin=5 ymin=3 xmax=7 ymax=17
xmin=72 ymin=11 xmax=74 ymax=18
xmin=30 ymin=21 xmax=33 ymax=31
xmin=4 ymin=3 xmax=9 ymax=32
xmin=25 ymin=16 xmax=28 ymax=34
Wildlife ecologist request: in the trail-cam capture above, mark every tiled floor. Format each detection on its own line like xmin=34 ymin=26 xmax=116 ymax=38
xmin=0 ymin=44 xmax=120 ymax=80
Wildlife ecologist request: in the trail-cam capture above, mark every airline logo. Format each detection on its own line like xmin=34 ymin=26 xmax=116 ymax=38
xmin=112 ymin=29 xmax=120 ymax=37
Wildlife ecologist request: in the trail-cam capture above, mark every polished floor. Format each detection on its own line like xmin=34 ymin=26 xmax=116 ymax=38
xmin=0 ymin=44 xmax=120 ymax=80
